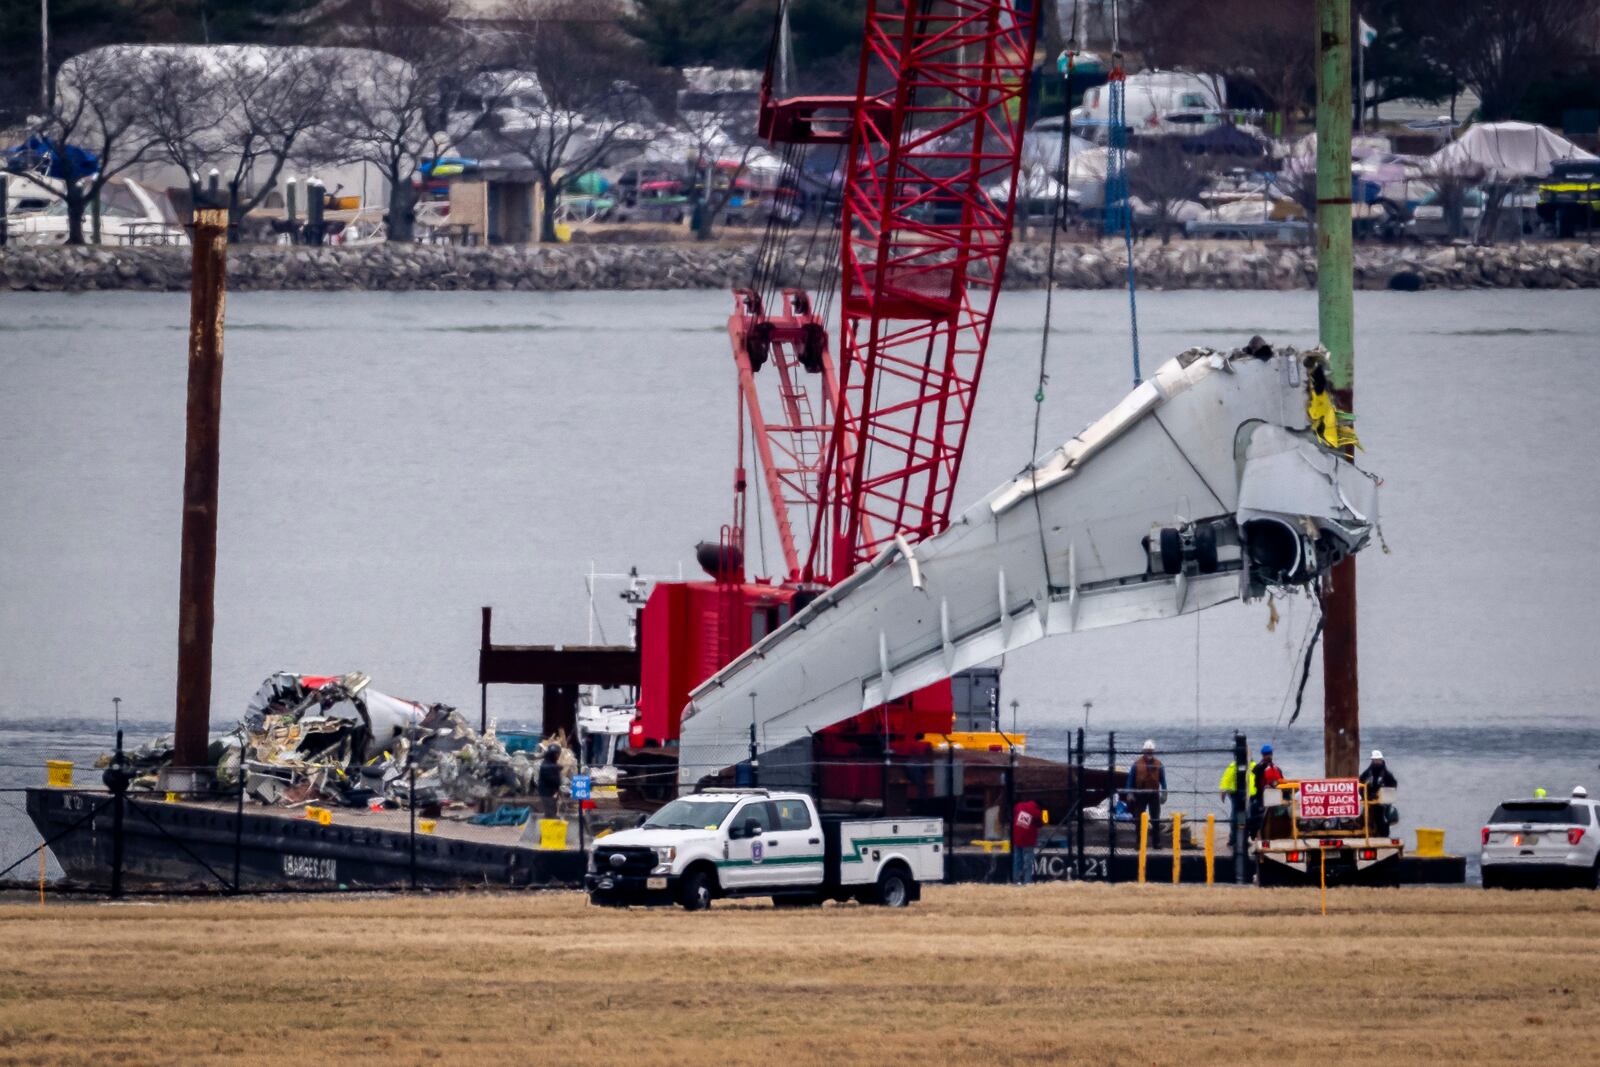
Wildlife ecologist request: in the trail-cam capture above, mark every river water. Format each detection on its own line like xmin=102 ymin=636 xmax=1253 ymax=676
xmin=2 ymin=288 xmax=1597 ymax=879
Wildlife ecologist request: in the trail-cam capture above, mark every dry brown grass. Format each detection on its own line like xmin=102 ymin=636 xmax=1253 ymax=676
xmin=2 ymin=884 xmax=1598 ymax=1066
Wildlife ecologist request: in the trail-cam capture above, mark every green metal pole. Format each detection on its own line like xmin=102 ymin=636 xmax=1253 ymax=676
xmin=1316 ymin=0 xmax=1359 ymax=778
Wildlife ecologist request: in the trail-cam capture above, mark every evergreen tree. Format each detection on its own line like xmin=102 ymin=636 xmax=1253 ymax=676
xmin=0 ymin=0 xmax=161 ymax=120
xmin=624 ymin=0 xmax=865 ymax=75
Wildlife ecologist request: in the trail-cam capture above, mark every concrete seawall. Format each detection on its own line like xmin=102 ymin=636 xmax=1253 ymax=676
xmin=3 ymin=239 xmax=1597 ymax=292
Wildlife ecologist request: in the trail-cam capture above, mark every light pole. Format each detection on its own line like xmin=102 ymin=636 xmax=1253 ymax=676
xmin=39 ymin=0 xmax=49 ymax=114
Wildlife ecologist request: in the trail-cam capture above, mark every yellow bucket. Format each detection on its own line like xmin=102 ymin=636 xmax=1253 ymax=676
xmin=538 ymin=818 xmax=568 ymax=850
xmin=46 ymin=760 xmax=73 ymax=788
xmin=418 ymin=819 xmax=437 ymax=835
xmin=1415 ymin=828 xmax=1445 ymax=857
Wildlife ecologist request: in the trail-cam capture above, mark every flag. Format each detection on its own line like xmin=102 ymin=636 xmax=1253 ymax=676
xmin=1359 ymin=17 xmax=1378 ymax=47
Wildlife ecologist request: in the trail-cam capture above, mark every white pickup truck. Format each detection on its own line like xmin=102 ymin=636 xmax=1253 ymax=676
xmin=586 ymin=789 xmax=943 ymax=909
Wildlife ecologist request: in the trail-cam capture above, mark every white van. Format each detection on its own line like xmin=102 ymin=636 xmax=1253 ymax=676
xmin=1071 ymin=70 xmax=1227 ymax=140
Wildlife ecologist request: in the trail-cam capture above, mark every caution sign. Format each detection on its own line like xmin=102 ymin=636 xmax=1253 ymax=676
xmin=1297 ymin=778 xmax=1362 ymax=819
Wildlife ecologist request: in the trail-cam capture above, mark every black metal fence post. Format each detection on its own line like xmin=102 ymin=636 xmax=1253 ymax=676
xmin=749 ymin=722 xmax=761 ymax=789
xmin=232 ymin=772 xmax=245 ymax=893
xmin=1003 ymin=747 xmax=1017 ymax=885
xmin=110 ymin=790 xmax=125 ymax=900
xmin=1233 ymin=732 xmax=1248 ymax=885
xmin=408 ymin=765 xmax=418 ymax=891
xmin=880 ymin=754 xmax=890 ymax=816
xmin=1106 ymin=731 xmax=1117 ymax=884
xmin=104 ymin=729 xmax=129 ymax=900
xmin=946 ymin=739 xmax=956 ymax=880
xmin=1075 ymin=727 xmax=1086 ymax=880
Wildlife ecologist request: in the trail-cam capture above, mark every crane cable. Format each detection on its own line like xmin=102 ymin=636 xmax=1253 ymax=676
xmin=749 ymin=0 xmax=805 ymax=311
xmin=1027 ymin=3 xmax=1082 ymax=595
xmin=1108 ymin=0 xmax=1142 ymax=386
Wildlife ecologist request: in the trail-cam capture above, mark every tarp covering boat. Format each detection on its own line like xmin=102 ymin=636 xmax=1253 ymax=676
xmin=1425 ymin=121 xmax=1597 ymax=180
xmin=2 ymin=135 xmax=99 ymax=180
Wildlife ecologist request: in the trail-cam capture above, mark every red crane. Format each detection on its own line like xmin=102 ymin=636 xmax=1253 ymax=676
xmin=633 ymin=0 xmax=1039 ymax=775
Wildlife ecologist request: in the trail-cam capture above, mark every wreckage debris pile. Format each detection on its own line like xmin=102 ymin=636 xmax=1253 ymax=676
xmin=101 ymin=672 xmax=575 ymax=814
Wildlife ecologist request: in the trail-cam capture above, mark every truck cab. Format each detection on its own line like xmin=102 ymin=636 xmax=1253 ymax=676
xmin=586 ymin=788 xmax=943 ymax=910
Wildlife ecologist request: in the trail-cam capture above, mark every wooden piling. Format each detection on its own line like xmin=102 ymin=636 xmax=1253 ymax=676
xmin=173 ymin=208 xmax=228 ymax=774
xmin=1316 ymin=0 xmax=1361 ymax=779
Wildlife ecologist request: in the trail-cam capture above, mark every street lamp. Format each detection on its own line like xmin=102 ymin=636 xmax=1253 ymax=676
xmin=39 ymin=0 xmax=49 ymax=114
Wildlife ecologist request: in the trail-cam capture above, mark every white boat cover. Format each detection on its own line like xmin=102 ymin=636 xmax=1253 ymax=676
xmin=1425 ymin=121 xmax=1597 ymax=180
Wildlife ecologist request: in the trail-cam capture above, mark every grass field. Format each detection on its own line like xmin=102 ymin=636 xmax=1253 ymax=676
xmin=3 ymin=884 xmax=1598 ymax=1066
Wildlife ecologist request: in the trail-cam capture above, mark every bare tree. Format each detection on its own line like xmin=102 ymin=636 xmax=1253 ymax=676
xmin=1131 ymin=0 xmax=1316 ymax=132
xmin=674 ymin=80 xmax=770 ymax=242
xmin=319 ymin=0 xmax=476 ymax=242
xmin=1275 ymin=165 xmax=1321 ymax=239
xmin=484 ymin=2 xmax=655 ymax=243
xmin=1431 ymin=167 xmax=1476 ymax=242
xmin=17 ymin=47 xmax=158 ymax=245
xmin=1127 ymin=138 xmax=1209 ymax=244
xmin=136 ymin=46 xmax=337 ymax=239
xmin=1401 ymin=0 xmax=1600 ymax=121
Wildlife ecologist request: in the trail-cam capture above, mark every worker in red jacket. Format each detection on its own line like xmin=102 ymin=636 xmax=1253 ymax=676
xmin=1012 ymin=799 xmax=1042 ymax=884
xmin=1247 ymin=743 xmax=1283 ymax=838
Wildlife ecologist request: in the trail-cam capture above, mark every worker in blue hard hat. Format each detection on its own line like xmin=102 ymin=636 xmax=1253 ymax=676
xmin=1249 ymin=744 xmax=1285 ymax=839
xmin=1254 ymin=744 xmax=1284 ymax=791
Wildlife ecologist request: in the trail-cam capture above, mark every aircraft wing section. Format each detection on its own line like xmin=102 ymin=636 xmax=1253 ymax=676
xmin=678 ymin=345 xmax=1379 ymax=785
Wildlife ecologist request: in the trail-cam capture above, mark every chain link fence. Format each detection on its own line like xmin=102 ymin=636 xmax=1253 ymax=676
xmin=3 ymin=728 xmax=1259 ymax=898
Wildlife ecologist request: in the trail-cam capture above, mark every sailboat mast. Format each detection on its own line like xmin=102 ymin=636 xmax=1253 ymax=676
xmin=1316 ymin=0 xmax=1359 ymax=777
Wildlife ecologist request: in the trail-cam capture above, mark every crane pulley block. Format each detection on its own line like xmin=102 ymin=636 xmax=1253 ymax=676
xmin=759 ymin=93 xmax=893 ymax=146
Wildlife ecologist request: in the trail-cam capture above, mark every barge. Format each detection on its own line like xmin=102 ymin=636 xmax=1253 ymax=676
xmin=27 ymin=786 xmax=583 ymax=891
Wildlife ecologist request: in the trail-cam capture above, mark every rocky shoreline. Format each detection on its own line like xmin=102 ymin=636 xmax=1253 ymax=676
xmin=3 ymin=239 xmax=1597 ymax=292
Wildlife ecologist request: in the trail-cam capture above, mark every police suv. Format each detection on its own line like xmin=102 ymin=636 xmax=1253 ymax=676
xmin=586 ymin=789 xmax=944 ymax=909
xmin=1480 ymin=792 xmax=1600 ymax=889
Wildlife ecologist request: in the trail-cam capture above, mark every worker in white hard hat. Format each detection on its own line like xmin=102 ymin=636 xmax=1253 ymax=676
xmin=1124 ymin=739 xmax=1167 ymax=846
xmin=1359 ymin=748 xmax=1398 ymax=835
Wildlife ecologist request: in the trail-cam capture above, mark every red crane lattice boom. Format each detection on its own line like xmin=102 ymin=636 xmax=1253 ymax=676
xmin=748 ymin=0 xmax=1041 ymax=583
xmin=644 ymin=0 xmax=1038 ymax=758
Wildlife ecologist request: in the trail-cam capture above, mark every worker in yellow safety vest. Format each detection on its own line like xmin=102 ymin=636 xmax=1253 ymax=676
xmin=1217 ymin=759 xmax=1259 ymax=802
xmin=1219 ymin=753 xmax=1260 ymax=854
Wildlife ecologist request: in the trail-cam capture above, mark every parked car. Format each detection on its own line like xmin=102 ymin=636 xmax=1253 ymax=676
xmin=1481 ymin=793 xmax=1599 ymax=889
xmin=1537 ymin=159 xmax=1600 ymax=238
